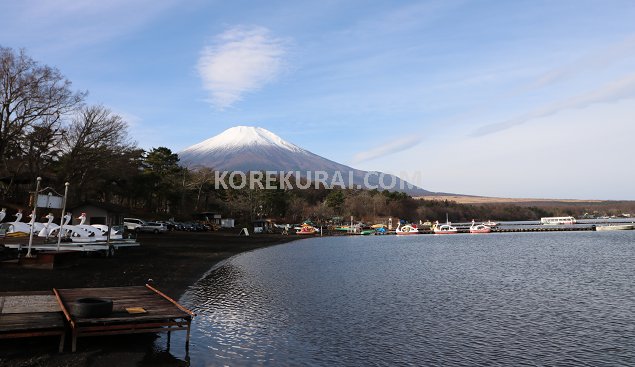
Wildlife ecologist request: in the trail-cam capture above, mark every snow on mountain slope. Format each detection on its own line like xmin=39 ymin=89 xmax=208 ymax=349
xmin=178 ymin=126 xmax=432 ymax=195
xmin=182 ymin=126 xmax=305 ymax=154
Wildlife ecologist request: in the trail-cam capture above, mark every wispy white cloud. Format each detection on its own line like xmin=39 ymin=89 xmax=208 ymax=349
xmin=197 ymin=26 xmax=287 ymax=110
xmin=351 ymin=134 xmax=424 ymax=164
xmin=472 ymin=73 xmax=635 ymax=136
xmin=528 ymin=35 xmax=635 ymax=90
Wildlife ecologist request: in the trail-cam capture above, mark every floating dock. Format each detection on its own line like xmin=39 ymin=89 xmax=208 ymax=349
xmin=0 ymin=284 xmax=194 ymax=353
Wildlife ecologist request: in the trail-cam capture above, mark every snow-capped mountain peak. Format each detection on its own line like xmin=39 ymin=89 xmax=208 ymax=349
xmin=182 ymin=126 xmax=304 ymax=154
xmin=177 ymin=125 xmax=432 ymax=195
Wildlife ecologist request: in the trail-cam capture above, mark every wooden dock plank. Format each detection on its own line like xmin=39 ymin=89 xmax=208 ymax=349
xmin=56 ymin=286 xmax=190 ymax=322
xmin=0 ymin=312 xmax=65 ymax=332
xmin=0 ymin=295 xmax=60 ymax=313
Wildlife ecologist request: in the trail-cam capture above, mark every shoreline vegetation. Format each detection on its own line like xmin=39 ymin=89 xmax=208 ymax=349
xmin=0 ymin=231 xmax=300 ymax=367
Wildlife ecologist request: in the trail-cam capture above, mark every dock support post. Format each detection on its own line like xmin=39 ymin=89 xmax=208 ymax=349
xmin=186 ymin=320 xmax=191 ymax=350
xmin=72 ymin=329 xmax=77 ymax=352
xmin=59 ymin=332 xmax=66 ymax=353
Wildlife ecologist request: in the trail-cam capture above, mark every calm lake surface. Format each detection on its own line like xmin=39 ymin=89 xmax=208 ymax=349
xmin=164 ymin=231 xmax=635 ymax=366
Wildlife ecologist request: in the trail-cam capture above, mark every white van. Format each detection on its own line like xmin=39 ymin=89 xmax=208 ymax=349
xmin=123 ymin=218 xmax=146 ymax=231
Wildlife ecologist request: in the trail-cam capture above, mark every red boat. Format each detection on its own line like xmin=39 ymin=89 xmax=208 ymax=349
xmin=296 ymin=224 xmax=318 ymax=235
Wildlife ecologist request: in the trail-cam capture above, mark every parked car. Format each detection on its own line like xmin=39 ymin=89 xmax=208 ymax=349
xmin=156 ymin=220 xmax=177 ymax=231
xmin=137 ymin=222 xmax=168 ymax=233
xmin=123 ymin=218 xmax=146 ymax=231
xmin=181 ymin=222 xmax=197 ymax=231
xmin=172 ymin=222 xmax=186 ymax=231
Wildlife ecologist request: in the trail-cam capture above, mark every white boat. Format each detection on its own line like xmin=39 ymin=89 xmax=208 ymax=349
xmin=57 ymin=213 xmax=98 ymax=242
xmin=91 ymin=224 xmax=124 ymax=240
xmin=36 ymin=213 xmax=60 ymax=237
xmin=395 ymin=223 xmax=419 ymax=235
xmin=432 ymin=218 xmax=458 ymax=234
xmin=540 ymin=216 xmax=576 ymax=225
xmin=595 ymin=224 xmax=634 ymax=231
xmin=483 ymin=220 xmax=498 ymax=227
xmin=470 ymin=220 xmax=491 ymax=234
xmin=4 ymin=211 xmax=32 ymax=234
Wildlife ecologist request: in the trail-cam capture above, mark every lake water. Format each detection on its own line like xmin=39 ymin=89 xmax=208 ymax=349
xmin=163 ymin=231 xmax=635 ymax=366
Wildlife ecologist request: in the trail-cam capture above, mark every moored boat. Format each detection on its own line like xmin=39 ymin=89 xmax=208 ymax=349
xmin=595 ymin=224 xmax=634 ymax=231
xmin=297 ymin=224 xmax=318 ymax=235
xmin=470 ymin=220 xmax=492 ymax=234
xmin=395 ymin=223 xmax=419 ymax=235
xmin=432 ymin=220 xmax=458 ymax=234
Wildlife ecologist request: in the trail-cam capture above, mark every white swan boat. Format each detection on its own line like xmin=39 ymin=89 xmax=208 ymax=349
xmin=74 ymin=213 xmax=108 ymax=241
xmin=432 ymin=220 xmax=458 ymax=234
xmin=470 ymin=220 xmax=491 ymax=234
xmin=395 ymin=223 xmax=419 ymax=235
xmin=4 ymin=210 xmax=32 ymax=234
xmin=55 ymin=213 xmax=97 ymax=242
xmin=27 ymin=212 xmax=46 ymax=233
xmin=91 ymin=224 xmax=124 ymax=240
xmin=38 ymin=213 xmax=60 ymax=237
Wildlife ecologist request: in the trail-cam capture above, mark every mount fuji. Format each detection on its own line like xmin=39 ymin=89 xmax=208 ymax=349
xmin=178 ymin=126 xmax=432 ymax=195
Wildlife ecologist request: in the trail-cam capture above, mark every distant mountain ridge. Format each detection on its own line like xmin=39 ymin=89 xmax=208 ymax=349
xmin=178 ymin=126 xmax=432 ymax=195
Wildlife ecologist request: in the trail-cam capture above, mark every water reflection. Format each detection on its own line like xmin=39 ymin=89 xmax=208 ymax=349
xmin=162 ymin=232 xmax=635 ymax=366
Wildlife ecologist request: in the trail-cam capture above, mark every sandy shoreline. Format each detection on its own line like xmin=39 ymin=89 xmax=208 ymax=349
xmin=0 ymin=231 xmax=300 ymax=367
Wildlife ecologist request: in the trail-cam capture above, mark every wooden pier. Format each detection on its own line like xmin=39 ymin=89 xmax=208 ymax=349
xmin=491 ymin=226 xmax=595 ymax=233
xmin=0 ymin=284 xmax=194 ymax=353
xmin=55 ymin=284 xmax=194 ymax=352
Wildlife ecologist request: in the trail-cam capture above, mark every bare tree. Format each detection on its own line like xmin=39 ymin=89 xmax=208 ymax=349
xmin=0 ymin=46 xmax=85 ymax=173
xmin=60 ymin=105 xmax=134 ymax=196
xmin=185 ymin=167 xmax=216 ymax=211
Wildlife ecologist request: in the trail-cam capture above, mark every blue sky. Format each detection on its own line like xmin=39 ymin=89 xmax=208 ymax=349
xmin=2 ymin=0 xmax=635 ymax=199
